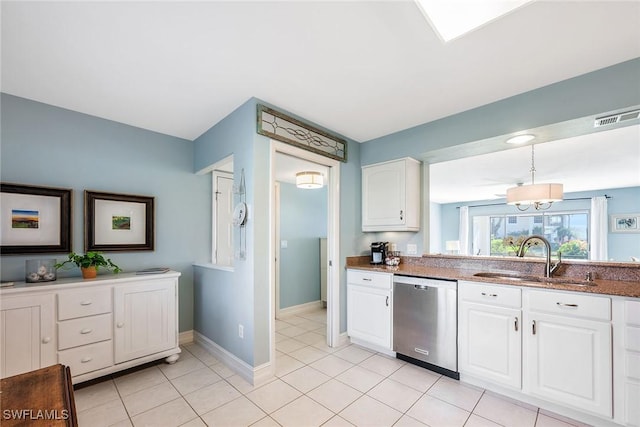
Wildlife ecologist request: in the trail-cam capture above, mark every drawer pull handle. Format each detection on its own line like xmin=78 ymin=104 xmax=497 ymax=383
xmin=80 ymin=301 xmax=93 ymax=306
xmin=81 ymin=357 xmax=93 ymax=363
xmin=385 ymin=296 xmax=389 ymax=307
xmin=362 ymin=278 xmax=372 ymax=281
xmin=42 ymin=337 xmax=51 ymax=344
xmin=556 ymin=302 xmax=578 ymax=308
xmin=481 ymin=292 xmax=498 ymax=297
xmin=117 ymin=322 xmax=124 ymax=328
xmin=514 ymin=317 xmax=519 ymax=332
xmin=532 ymin=320 xmax=536 ymax=335
xmin=80 ymin=328 xmax=93 ymax=334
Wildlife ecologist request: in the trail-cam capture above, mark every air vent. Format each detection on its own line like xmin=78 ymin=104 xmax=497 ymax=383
xmin=594 ymin=109 xmax=640 ymax=127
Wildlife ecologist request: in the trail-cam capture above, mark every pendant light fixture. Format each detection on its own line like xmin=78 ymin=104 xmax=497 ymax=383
xmin=296 ymin=171 xmax=324 ymax=189
xmin=506 ymin=144 xmax=563 ymax=211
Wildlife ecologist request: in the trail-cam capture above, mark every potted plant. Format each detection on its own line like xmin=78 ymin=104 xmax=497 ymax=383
xmin=55 ymin=251 xmax=122 ymax=279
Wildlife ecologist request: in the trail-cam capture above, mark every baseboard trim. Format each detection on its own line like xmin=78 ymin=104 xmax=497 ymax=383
xmin=194 ymin=331 xmax=272 ymax=386
xmin=278 ymin=300 xmax=323 ymax=318
xmin=178 ymin=330 xmax=194 ymax=346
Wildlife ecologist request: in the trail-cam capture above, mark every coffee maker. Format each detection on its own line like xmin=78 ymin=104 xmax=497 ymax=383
xmin=370 ymin=242 xmax=388 ymax=265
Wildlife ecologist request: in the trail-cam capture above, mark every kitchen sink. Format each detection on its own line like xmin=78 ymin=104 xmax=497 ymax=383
xmin=472 ymin=272 xmax=595 ymax=287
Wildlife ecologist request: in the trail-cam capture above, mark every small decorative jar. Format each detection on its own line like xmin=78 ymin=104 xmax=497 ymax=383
xmin=25 ymin=259 xmax=57 ymax=283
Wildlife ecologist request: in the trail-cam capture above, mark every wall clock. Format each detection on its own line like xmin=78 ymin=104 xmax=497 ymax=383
xmin=233 ymin=202 xmax=247 ymax=227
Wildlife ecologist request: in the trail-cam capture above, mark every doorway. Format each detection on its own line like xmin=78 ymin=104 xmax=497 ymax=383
xmin=269 ymin=141 xmax=341 ymax=366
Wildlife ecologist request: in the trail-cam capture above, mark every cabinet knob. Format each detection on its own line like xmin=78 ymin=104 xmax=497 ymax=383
xmin=42 ymin=337 xmax=51 ymax=344
xmin=117 ymin=322 xmax=124 ymax=328
xmin=80 ymin=328 xmax=93 ymax=334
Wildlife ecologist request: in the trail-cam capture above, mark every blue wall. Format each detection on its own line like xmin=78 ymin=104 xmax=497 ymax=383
xmin=0 ymin=93 xmax=210 ymax=332
xmin=279 ymin=182 xmax=327 ymax=309
xmin=435 ymin=186 xmax=640 ymax=262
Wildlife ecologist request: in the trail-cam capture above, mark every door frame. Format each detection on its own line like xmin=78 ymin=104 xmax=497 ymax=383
xmin=269 ymin=140 xmax=341 ymax=356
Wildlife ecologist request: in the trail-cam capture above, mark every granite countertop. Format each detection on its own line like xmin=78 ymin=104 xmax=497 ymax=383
xmin=346 ymin=256 xmax=640 ymax=299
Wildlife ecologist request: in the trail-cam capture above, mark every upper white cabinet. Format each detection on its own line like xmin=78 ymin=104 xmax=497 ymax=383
xmin=362 ymin=157 xmax=421 ymax=232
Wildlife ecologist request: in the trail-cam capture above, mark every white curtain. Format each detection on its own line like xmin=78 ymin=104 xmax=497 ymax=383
xmin=590 ymin=196 xmax=608 ymax=261
xmin=459 ymin=206 xmax=470 ymax=255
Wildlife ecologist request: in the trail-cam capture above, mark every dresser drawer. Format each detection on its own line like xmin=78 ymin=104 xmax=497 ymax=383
xmin=525 ymin=289 xmax=610 ymax=321
xmin=347 ymin=270 xmax=392 ymax=290
xmin=626 ymin=325 xmax=640 ymax=352
xmin=626 ymin=352 xmax=640 ymax=381
xmin=58 ymin=313 xmax=112 ymax=350
xmin=58 ymin=340 xmax=113 ymax=376
xmin=58 ymin=288 xmax=112 ymax=320
xmin=459 ymin=281 xmax=521 ymax=308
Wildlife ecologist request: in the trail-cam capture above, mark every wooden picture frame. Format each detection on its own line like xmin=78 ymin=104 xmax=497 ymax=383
xmin=85 ymin=191 xmax=155 ymax=251
xmin=0 ymin=183 xmax=72 ymax=254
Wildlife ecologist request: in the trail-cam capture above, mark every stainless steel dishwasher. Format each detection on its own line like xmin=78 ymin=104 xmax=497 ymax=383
xmin=393 ymin=275 xmax=459 ymax=379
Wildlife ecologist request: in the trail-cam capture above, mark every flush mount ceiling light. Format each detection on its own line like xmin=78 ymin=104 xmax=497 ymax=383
xmin=415 ymin=0 xmax=532 ymax=42
xmin=506 ymin=144 xmax=563 ymax=211
xmin=296 ymin=171 xmax=324 ymax=189
xmin=506 ymin=134 xmax=535 ymax=145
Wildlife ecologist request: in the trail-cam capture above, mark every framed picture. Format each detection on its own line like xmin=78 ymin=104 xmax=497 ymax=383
xmin=610 ymin=213 xmax=640 ymax=233
xmin=85 ymin=191 xmax=155 ymax=251
xmin=1 ymin=183 xmax=72 ymax=254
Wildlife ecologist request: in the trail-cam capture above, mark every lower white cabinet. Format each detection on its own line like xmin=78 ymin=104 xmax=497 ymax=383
xmin=458 ymin=281 xmax=521 ymax=389
xmin=524 ymin=289 xmax=612 ymax=418
xmin=0 ymin=272 xmax=181 ymax=383
xmin=614 ymin=298 xmax=640 ymax=427
xmin=0 ymin=293 xmax=56 ymax=378
xmin=114 ymin=278 xmax=177 ymax=363
xmin=346 ymin=269 xmax=392 ymax=351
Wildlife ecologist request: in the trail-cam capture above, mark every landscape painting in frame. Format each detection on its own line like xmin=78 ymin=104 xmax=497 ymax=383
xmin=85 ymin=190 xmax=155 ymax=251
xmin=0 ymin=183 xmax=72 ymax=254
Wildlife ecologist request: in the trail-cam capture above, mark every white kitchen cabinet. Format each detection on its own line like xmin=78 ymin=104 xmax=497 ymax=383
xmin=0 ymin=293 xmax=56 ymax=378
xmin=524 ymin=289 xmax=612 ymax=418
xmin=1 ymin=272 xmax=181 ymax=383
xmin=346 ymin=269 xmax=392 ymax=351
xmin=114 ymin=278 xmax=178 ymax=364
xmin=458 ymin=281 xmax=522 ymax=389
xmin=614 ymin=298 xmax=640 ymax=427
xmin=362 ymin=157 xmax=420 ymax=232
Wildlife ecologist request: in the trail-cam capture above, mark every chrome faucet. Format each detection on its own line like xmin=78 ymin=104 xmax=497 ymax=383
xmin=516 ymin=235 xmax=562 ymax=278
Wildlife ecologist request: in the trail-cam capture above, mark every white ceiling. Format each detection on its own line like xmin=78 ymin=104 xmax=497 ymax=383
xmin=429 ymin=124 xmax=640 ymax=203
xmin=2 ymin=1 xmax=640 ymax=143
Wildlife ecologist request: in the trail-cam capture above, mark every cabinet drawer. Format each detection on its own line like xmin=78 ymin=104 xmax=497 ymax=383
xmin=525 ymin=290 xmax=610 ymax=321
xmin=625 ymin=300 xmax=640 ymax=326
xmin=58 ymin=288 xmax=112 ymax=320
xmin=347 ymin=270 xmax=392 ymax=290
xmin=58 ymin=340 xmax=113 ymax=376
xmin=58 ymin=313 xmax=112 ymax=350
xmin=459 ymin=281 xmax=521 ymax=308
xmin=626 ymin=325 xmax=640 ymax=352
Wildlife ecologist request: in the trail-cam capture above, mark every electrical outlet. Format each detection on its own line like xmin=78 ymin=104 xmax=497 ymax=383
xmin=238 ymin=324 xmax=244 ymax=339
xmin=407 ymin=244 xmax=418 ymax=255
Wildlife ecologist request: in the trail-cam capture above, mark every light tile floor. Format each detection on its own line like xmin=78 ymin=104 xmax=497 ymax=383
xmin=74 ymin=308 xmax=590 ymax=427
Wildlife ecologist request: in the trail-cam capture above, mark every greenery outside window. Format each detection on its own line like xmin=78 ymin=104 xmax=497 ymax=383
xmin=486 ymin=211 xmax=589 ymax=259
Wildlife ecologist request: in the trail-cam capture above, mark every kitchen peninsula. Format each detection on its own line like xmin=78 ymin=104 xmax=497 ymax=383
xmin=346 ymin=254 xmax=640 ymax=427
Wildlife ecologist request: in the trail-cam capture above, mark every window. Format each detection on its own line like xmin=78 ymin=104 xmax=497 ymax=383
xmin=477 ymin=211 xmax=589 ymax=260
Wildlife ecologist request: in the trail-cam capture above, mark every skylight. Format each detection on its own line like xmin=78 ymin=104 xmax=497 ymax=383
xmin=415 ymin=0 xmax=533 ymax=42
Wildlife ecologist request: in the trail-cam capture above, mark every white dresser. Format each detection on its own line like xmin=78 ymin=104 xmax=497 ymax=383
xmin=0 ymin=271 xmax=181 ymax=383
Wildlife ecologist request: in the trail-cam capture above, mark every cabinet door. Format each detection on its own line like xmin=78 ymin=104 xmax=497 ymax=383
xmin=362 ymin=161 xmax=406 ymax=229
xmin=525 ymin=312 xmax=612 ymax=417
xmin=347 ymin=284 xmax=391 ymax=349
xmin=1 ymin=294 xmax=56 ymax=378
xmin=459 ymin=301 xmax=521 ymax=389
xmin=114 ymin=278 xmax=177 ymax=363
